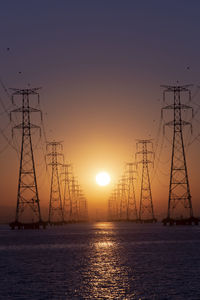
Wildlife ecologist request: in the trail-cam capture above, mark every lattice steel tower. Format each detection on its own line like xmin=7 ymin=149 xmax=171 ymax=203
xmin=125 ymin=162 xmax=138 ymax=221
xmin=46 ymin=141 xmax=64 ymax=223
xmin=136 ymin=139 xmax=156 ymax=223
xmin=108 ymin=189 xmax=118 ymax=221
xmin=161 ymin=85 xmax=197 ymax=224
xmin=78 ymin=191 xmax=88 ymax=221
xmin=10 ymin=88 xmax=42 ymax=225
xmin=71 ymin=176 xmax=79 ymax=221
xmin=61 ymin=163 xmax=73 ymax=222
xmin=119 ymin=176 xmax=128 ymax=220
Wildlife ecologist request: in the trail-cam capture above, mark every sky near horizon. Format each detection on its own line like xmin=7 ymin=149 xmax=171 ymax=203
xmin=1 ymin=0 xmax=200 ymax=221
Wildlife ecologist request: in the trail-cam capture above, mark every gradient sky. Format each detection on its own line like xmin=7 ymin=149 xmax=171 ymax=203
xmin=1 ymin=0 xmax=200 ymax=221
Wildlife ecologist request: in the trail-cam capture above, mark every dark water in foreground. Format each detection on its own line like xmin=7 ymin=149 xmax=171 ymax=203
xmin=0 ymin=222 xmax=200 ymax=299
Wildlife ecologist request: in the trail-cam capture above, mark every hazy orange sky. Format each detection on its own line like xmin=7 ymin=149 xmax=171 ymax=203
xmin=1 ymin=1 xmax=200 ymax=221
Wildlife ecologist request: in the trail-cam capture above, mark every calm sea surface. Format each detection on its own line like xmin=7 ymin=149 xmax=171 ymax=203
xmin=0 ymin=222 xmax=200 ymax=299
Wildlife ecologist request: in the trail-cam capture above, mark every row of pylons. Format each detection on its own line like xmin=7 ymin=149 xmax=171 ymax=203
xmin=108 ymin=140 xmax=156 ymax=223
xmin=6 ymin=84 xmax=200 ymax=228
xmin=9 ymin=88 xmax=88 ymax=230
xmin=108 ymin=84 xmax=199 ymax=226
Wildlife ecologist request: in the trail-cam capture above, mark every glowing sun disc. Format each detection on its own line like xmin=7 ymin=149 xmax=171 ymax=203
xmin=96 ymin=172 xmax=111 ymax=186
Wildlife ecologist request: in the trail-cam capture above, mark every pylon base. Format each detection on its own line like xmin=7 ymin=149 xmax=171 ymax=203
xmin=48 ymin=221 xmax=64 ymax=226
xmin=9 ymin=221 xmax=47 ymax=230
xmin=138 ymin=218 xmax=157 ymax=224
xmin=162 ymin=217 xmax=199 ymax=226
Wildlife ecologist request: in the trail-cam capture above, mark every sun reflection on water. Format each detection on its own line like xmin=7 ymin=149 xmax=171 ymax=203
xmin=95 ymin=241 xmax=114 ymax=248
xmin=81 ymin=222 xmax=135 ymax=299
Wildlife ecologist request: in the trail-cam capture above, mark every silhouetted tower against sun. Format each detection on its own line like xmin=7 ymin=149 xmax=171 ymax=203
xmin=71 ymin=177 xmax=80 ymax=221
xmin=61 ymin=163 xmax=73 ymax=222
xmin=108 ymin=196 xmax=113 ymax=221
xmin=116 ymin=183 xmax=122 ymax=220
xmin=108 ymin=188 xmax=118 ymax=221
xmin=125 ymin=162 xmax=138 ymax=221
xmin=161 ymin=84 xmax=198 ymax=225
xmin=74 ymin=182 xmax=80 ymax=221
xmin=10 ymin=88 xmax=44 ymax=229
xmin=136 ymin=139 xmax=156 ymax=223
xmin=46 ymin=141 xmax=64 ymax=224
xmin=78 ymin=191 xmax=88 ymax=221
xmin=113 ymin=188 xmax=119 ymax=220
xmin=119 ymin=175 xmax=128 ymax=220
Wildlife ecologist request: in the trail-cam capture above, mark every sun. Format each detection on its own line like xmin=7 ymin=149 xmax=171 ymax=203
xmin=96 ymin=171 xmax=111 ymax=186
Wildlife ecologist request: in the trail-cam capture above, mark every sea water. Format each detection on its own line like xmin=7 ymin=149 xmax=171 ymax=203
xmin=0 ymin=222 xmax=200 ymax=299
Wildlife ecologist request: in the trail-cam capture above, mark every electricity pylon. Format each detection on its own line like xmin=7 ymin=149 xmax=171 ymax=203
xmin=116 ymin=183 xmax=122 ymax=220
xmin=10 ymin=88 xmax=44 ymax=229
xmin=61 ymin=163 xmax=73 ymax=222
xmin=119 ymin=176 xmax=128 ymax=220
xmin=113 ymin=188 xmax=119 ymax=220
xmin=125 ymin=162 xmax=138 ymax=221
xmin=108 ymin=196 xmax=113 ymax=221
xmin=74 ymin=182 xmax=80 ymax=221
xmin=46 ymin=141 xmax=64 ymax=224
xmin=61 ymin=164 xmax=88 ymax=223
xmin=108 ymin=189 xmax=118 ymax=221
xmin=161 ymin=84 xmax=198 ymax=225
xmin=78 ymin=191 xmax=88 ymax=221
xmin=136 ymin=139 xmax=156 ymax=223
xmin=71 ymin=177 xmax=80 ymax=221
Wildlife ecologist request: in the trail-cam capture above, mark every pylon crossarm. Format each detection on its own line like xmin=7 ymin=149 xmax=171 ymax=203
xmin=162 ymin=104 xmax=174 ymax=111
xmin=136 ymin=159 xmax=153 ymax=165
xmin=161 ymin=84 xmax=193 ymax=91
xmin=164 ymin=121 xmax=175 ymax=129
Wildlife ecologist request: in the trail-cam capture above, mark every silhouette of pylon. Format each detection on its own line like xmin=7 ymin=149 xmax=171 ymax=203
xmin=161 ymin=84 xmax=198 ymax=225
xmin=78 ymin=191 xmax=88 ymax=221
xmin=10 ymin=88 xmax=43 ymax=227
xmin=125 ymin=162 xmax=138 ymax=221
xmin=119 ymin=175 xmax=128 ymax=220
xmin=61 ymin=163 xmax=73 ymax=222
xmin=136 ymin=139 xmax=156 ymax=223
xmin=108 ymin=189 xmax=118 ymax=221
xmin=46 ymin=141 xmax=64 ymax=224
xmin=71 ymin=176 xmax=79 ymax=221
